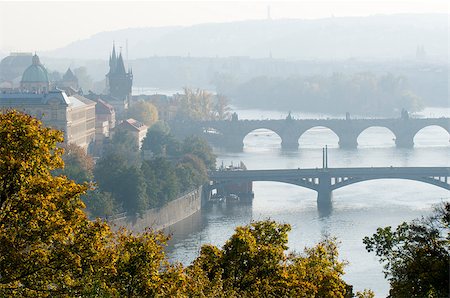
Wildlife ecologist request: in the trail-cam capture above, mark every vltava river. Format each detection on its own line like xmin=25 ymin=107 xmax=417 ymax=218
xmin=165 ymin=107 xmax=450 ymax=297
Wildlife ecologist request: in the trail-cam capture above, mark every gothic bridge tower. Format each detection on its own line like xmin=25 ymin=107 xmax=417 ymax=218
xmin=106 ymin=43 xmax=133 ymax=103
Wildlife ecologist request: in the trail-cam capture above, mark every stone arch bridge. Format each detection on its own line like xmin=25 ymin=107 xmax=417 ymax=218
xmin=170 ymin=117 xmax=450 ymax=150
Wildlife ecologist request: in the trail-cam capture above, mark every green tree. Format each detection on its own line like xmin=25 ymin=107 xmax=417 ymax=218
xmin=176 ymin=154 xmax=208 ymax=192
xmin=83 ymin=189 xmax=117 ymax=218
xmin=141 ymin=157 xmax=179 ymax=208
xmin=183 ymin=135 xmax=216 ymax=170
xmin=108 ymin=127 xmax=140 ymax=165
xmin=128 ymin=100 xmax=159 ymax=127
xmin=142 ymin=122 xmax=180 ymax=158
xmin=119 ymin=165 xmax=147 ymax=215
xmin=363 ymin=202 xmax=449 ymax=298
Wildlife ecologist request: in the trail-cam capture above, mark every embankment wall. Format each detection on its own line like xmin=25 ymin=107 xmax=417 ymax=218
xmin=110 ymin=186 xmax=203 ymax=232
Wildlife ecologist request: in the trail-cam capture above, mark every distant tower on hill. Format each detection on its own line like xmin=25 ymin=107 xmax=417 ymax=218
xmin=106 ymin=42 xmax=133 ymax=101
xmin=416 ymin=45 xmax=426 ymax=61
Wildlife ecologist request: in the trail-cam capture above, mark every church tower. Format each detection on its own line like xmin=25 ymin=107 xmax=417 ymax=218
xmin=106 ymin=43 xmax=133 ymax=102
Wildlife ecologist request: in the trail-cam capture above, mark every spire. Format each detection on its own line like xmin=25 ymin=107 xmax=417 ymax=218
xmin=32 ymin=53 xmax=40 ymax=65
xmin=116 ymin=52 xmax=126 ymax=74
xmin=109 ymin=42 xmax=117 ymax=74
xmin=112 ymin=41 xmax=116 ymax=59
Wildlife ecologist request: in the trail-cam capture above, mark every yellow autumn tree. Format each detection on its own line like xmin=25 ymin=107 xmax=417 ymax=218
xmin=0 ymin=110 xmax=115 ymax=296
xmin=188 ymin=220 xmax=352 ymax=297
xmin=128 ymin=100 xmax=159 ymax=127
xmin=0 ymin=110 xmax=187 ymax=297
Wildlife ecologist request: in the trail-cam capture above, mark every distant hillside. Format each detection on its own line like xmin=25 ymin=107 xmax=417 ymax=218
xmin=46 ymin=14 xmax=448 ymax=61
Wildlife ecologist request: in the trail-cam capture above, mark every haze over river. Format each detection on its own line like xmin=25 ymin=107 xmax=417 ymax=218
xmin=165 ymin=107 xmax=450 ymax=297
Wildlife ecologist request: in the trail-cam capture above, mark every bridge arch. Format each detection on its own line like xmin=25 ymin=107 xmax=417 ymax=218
xmin=332 ymin=176 xmax=449 ymax=191
xmin=413 ymin=125 xmax=450 ymax=147
xmin=298 ymin=126 xmax=340 ymax=148
xmin=357 ymin=126 xmax=397 ymax=148
xmin=242 ymin=128 xmax=282 ymax=150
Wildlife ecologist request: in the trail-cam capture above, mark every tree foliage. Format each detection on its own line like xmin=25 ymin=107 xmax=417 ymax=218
xmin=182 ymin=135 xmax=216 ymax=170
xmin=0 ymin=110 xmax=114 ymax=296
xmin=363 ymin=202 xmax=449 ymax=298
xmin=128 ymin=100 xmax=159 ymax=127
xmin=221 ymin=72 xmax=424 ymax=116
xmin=55 ymin=143 xmax=94 ymax=184
xmin=95 ymin=122 xmax=214 ymax=214
xmin=189 ymin=220 xmax=352 ymax=297
xmin=175 ymin=87 xmax=231 ymax=121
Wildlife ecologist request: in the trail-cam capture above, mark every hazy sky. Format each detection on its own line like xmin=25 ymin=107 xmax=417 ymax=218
xmin=0 ymin=0 xmax=448 ymax=52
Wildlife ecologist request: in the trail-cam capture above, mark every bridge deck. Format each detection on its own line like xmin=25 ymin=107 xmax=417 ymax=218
xmin=210 ymin=167 xmax=450 ymax=179
xmin=209 ymin=167 xmax=450 ymax=192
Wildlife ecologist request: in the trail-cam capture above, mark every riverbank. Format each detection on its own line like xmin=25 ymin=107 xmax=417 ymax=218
xmin=110 ymin=186 xmax=203 ymax=232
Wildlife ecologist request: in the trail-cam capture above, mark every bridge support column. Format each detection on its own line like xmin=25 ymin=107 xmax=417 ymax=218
xmin=338 ymin=135 xmax=358 ymax=149
xmin=281 ymin=138 xmax=299 ymax=150
xmin=221 ymin=135 xmax=244 ymax=151
xmin=395 ymin=135 xmax=414 ymax=148
xmin=317 ymin=173 xmax=333 ymax=216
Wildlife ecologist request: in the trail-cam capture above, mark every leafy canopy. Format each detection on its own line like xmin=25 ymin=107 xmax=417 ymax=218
xmin=363 ymin=202 xmax=449 ymax=298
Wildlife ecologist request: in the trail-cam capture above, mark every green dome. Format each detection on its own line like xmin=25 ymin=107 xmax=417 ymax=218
xmin=21 ymin=54 xmax=49 ymax=83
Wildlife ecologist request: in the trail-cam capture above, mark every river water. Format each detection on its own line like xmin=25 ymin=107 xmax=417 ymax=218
xmin=164 ymin=107 xmax=449 ymax=297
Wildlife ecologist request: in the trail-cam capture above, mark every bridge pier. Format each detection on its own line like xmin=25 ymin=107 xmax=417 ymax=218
xmin=281 ymin=139 xmax=299 ymax=150
xmin=338 ymin=135 xmax=358 ymax=149
xmin=221 ymin=135 xmax=244 ymax=152
xmin=395 ymin=135 xmax=414 ymax=148
xmin=317 ymin=173 xmax=333 ymax=216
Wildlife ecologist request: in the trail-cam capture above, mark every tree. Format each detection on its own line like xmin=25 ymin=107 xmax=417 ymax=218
xmin=83 ymin=189 xmax=117 ymax=218
xmin=142 ymin=124 xmax=180 ymax=157
xmin=0 ymin=110 xmax=114 ymax=296
xmin=189 ymin=220 xmax=352 ymax=297
xmin=363 ymin=202 xmax=449 ymax=298
xmin=111 ymin=228 xmax=186 ymax=297
xmin=176 ymin=154 xmax=208 ymax=192
xmin=213 ymin=93 xmax=231 ymax=120
xmin=183 ymin=135 xmax=216 ymax=170
xmin=128 ymin=100 xmax=159 ymax=127
xmin=56 ymin=143 xmax=94 ymax=184
xmin=0 ymin=111 xmax=189 ymax=296
xmin=141 ymin=157 xmax=179 ymax=208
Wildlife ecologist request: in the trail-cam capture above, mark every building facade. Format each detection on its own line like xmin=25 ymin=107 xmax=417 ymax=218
xmin=0 ymin=90 xmax=96 ymax=150
xmin=0 ymin=54 xmax=96 ymax=151
xmin=116 ymin=118 xmax=148 ymax=149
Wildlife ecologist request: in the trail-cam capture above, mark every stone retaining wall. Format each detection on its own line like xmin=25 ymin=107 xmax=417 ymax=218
xmin=110 ymin=186 xmax=202 ymax=232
